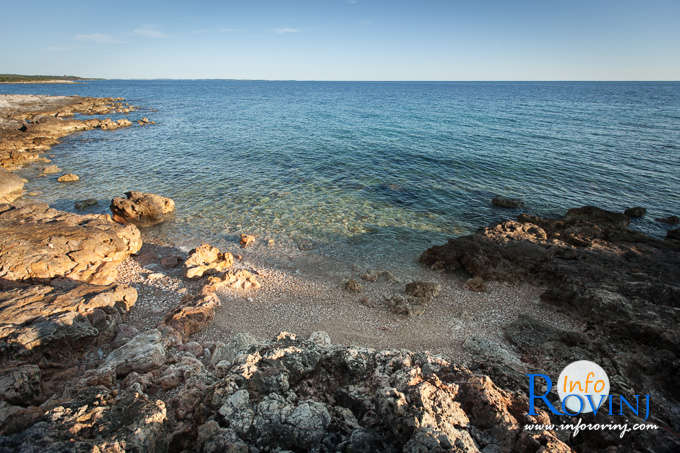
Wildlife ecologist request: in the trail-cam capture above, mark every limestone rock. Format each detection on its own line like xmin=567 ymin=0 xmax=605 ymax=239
xmin=101 ymin=330 xmax=166 ymax=376
xmin=184 ymin=243 xmax=234 ymax=278
xmin=41 ymin=164 xmax=60 ymax=175
xmin=56 ymin=173 xmax=79 ymax=182
xmin=0 ymin=365 xmax=41 ymax=405
xmin=0 ymin=387 xmax=167 ymax=452
xmin=110 ymin=191 xmax=175 ymax=226
xmin=204 ymin=270 xmax=260 ymax=291
xmin=163 ymin=292 xmax=220 ymax=339
xmin=0 ymin=168 xmax=25 ymax=203
xmin=0 ymin=203 xmax=141 ymax=285
xmin=0 ymin=283 xmax=137 ymax=353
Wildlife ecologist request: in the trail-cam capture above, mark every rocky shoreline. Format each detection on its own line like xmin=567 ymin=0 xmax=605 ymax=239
xmin=0 ymin=94 xmax=678 ymax=452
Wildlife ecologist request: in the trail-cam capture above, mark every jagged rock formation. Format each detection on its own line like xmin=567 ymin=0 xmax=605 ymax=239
xmin=421 ymin=205 xmax=680 ymax=450
xmin=0 ymin=331 xmax=571 ymax=452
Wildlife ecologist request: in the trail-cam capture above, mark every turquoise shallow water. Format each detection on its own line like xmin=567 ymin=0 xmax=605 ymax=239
xmin=3 ymin=81 xmax=680 ymax=262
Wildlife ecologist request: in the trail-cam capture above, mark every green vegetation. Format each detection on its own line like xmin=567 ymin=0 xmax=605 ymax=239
xmin=0 ymin=74 xmax=97 ymax=82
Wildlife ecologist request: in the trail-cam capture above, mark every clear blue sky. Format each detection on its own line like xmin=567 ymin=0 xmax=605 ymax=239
xmin=3 ymin=0 xmax=679 ymax=80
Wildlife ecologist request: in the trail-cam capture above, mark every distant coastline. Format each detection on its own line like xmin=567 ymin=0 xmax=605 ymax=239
xmin=0 ymin=74 xmax=97 ymax=84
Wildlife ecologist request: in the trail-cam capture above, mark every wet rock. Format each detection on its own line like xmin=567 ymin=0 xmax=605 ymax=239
xmin=0 ymin=168 xmax=25 ymax=203
xmin=0 ymin=203 xmax=141 ymax=284
xmin=656 ymin=215 xmax=679 ymax=225
xmin=624 ymin=206 xmax=646 ymax=218
xmin=74 ymin=198 xmax=98 ymax=210
xmin=56 ymin=173 xmax=79 ymax=182
xmin=491 ymin=196 xmax=523 ymax=208
xmin=184 ymin=243 xmax=234 ymax=278
xmin=110 ymin=191 xmax=175 ymax=226
xmin=239 ymin=233 xmax=255 ymax=248
xmin=344 ymin=279 xmax=362 ymax=293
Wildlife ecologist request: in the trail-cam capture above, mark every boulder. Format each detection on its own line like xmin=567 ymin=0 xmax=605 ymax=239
xmin=184 ymin=243 xmax=234 ymax=278
xmin=110 ymin=191 xmax=175 ymax=226
xmin=41 ymin=164 xmax=61 ymax=175
xmin=0 ymin=203 xmax=142 ymax=285
xmin=624 ymin=206 xmax=646 ymax=218
xmin=56 ymin=173 xmax=79 ymax=182
xmin=404 ymin=281 xmax=440 ymax=302
xmin=101 ymin=330 xmax=166 ymax=376
xmin=0 ymin=168 xmax=25 ymax=203
xmin=491 ymin=196 xmax=523 ymax=208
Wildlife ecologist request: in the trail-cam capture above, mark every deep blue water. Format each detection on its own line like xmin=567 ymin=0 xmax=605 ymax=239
xmin=2 ymin=81 xmax=679 ymax=262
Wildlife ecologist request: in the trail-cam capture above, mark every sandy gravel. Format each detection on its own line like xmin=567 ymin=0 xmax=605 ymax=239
xmin=118 ymin=233 xmax=584 ymax=365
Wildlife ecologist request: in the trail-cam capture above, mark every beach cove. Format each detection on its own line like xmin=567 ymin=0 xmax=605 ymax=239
xmin=0 ymin=88 xmax=679 ymax=451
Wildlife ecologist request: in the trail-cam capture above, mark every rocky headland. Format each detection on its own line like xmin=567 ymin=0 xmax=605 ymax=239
xmin=0 ymin=94 xmax=678 ymax=452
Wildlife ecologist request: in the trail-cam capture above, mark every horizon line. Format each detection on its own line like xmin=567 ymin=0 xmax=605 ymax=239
xmin=79 ymin=78 xmax=680 ymax=83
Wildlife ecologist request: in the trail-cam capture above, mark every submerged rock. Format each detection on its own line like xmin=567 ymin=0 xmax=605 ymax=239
xmin=110 ymin=191 xmax=175 ymax=226
xmin=74 ymin=198 xmax=98 ymax=210
xmin=491 ymin=195 xmax=523 ymax=208
xmin=656 ymin=215 xmax=679 ymax=225
xmin=624 ymin=206 xmax=646 ymax=218
xmin=41 ymin=164 xmax=61 ymax=175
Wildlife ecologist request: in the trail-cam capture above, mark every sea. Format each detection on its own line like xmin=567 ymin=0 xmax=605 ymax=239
xmin=3 ymin=81 xmax=679 ymax=266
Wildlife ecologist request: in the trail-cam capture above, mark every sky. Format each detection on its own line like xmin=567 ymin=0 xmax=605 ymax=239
xmin=2 ymin=0 xmax=679 ymax=80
